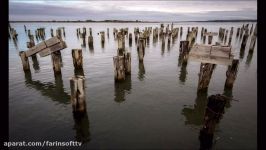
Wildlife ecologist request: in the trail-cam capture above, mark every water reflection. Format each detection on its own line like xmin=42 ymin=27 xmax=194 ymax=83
xmin=74 ymin=68 xmax=85 ymax=76
xmin=72 ymin=111 xmax=91 ymax=143
xmin=138 ymin=61 xmax=145 ymax=81
xmin=239 ymin=46 xmax=245 ymax=60
xmin=114 ymin=75 xmax=132 ymax=103
xmin=24 ymin=71 xmax=70 ymax=104
xmin=182 ymin=91 xmax=208 ymax=126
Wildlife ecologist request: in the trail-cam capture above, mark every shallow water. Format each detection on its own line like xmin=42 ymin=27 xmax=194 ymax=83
xmin=9 ymin=22 xmax=257 ymax=149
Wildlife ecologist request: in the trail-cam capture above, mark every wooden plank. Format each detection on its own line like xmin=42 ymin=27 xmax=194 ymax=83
xmin=210 ymin=46 xmax=231 ymax=58
xmin=188 ymin=55 xmax=233 ymax=66
xmin=39 ymin=41 xmax=67 ymax=57
xmin=189 ymin=44 xmax=211 ymax=56
xmin=44 ymin=36 xmax=61 ymax=47
xmin=25 ymin=42 xmax=46 ymax=57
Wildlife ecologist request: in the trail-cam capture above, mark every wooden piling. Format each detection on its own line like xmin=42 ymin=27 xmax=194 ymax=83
xmin=124 ymin=52 xmax=131 ymax=75
xmin=88 ymin=35 xmax=93 ymax=49
xmin=249 ymin=23 xmax=257 ymax=52
xmin=199 ymin=94 xmax=226 ymax=150
xmin=72 ymin=49 xmax=83 ymax=69
xmin=113 ymin=56 xmax=125 ymax=81
xmin=70 ymin=76 xmax=86 ymax=113
xmin=51 ymin=29 xmax=54 ymax=37
xmin=51 ymin=51 xmax=62 ymax=74
xmin=224 ymin=59 xmax=239 ymax=89
xmin=197 ymin=63 xmax=216 ymax=92
xmin=137 ymin=38 xmax=145 ymax=62
xmin=208 ymin=35 xmax=213 ymax=45
xmin=19 ymin=51 xmax=30 ymax=71
xmin=241 ymin=29 xmax=249 ymax=49
xmin=228 ymin=27 xmax=233 ymax=46
xmin=129 ymin=33 xmax=132 ymax=47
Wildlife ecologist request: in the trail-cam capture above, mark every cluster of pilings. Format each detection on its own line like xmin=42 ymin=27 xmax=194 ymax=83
xmin=35 ymin=28 xmax=45 ymax=40
xmin=113 ymin=30 xmax=131 ymax=81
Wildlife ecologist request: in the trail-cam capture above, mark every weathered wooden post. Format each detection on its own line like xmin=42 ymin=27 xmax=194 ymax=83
xmin=228 ymin=27 xmax=233 ymax=46
xmin=100 ymin=31 xmax=105 ymax=44
xmin=51 ymin=51 xmax=62 ymax=74
xmin=180 ymin=27 xmax=183 ymax=36
xmin=249 ymin=23 xmax=257 ymax=52
xmin=224 ymin=59 xmax=239 ymax=89
xmin=197 ymin=63 xmax=216 ymax=92
xmin=208 ymin=35 xmax=213 ymax=45
xmin=117 ymin=32 xmax=125 ymax=56
xmin=129 ymin=33 xmax=132 ymax=47
xmin=113 ymin=56 xmax=125 ymax=81
xmin=179 ymin=41 xmax=189 ymax=57
xmin=107 ymin=28 xmax=109 ymax=38
xmin=137 ymin=38 xmax=145 ymax=62
xmin=199 ymin=94 xmax=226 ymax=150
xmin=89 ymin=28 xmax=92 ymax=36
xmin=224 ymin=30 xmax=228 ymax=44
xmin=236 ymin=28 xmax=240 ymax=37
xmin=51 ymin=28 xmax=54 ymax=37
xmin=72 ymin=49 xmax=83 ymax=69
xmin=125 ymin=52 xmax=131 ymax=75
xmin=250 ymin=24 xmax=253 ymax=35
xmin=88 ymin=35 xmax=94 ymax=49
xmin=70 ymin=76 xmax=86 ymax=113
xmin=24 ymin=25 xmax=27 ymax=32
xmin=19 ymin=51 xmax=30 ymax=71
xmin=241 ymin=29 xmax=249 ymax=49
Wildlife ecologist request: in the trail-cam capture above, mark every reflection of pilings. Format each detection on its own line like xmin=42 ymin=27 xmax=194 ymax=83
xmin=224 ymin=59 xmax=239 ymax=89
xmin=114 ymin=75 xmax=132 ymax=103
xmin=179 ymin=60 xmax=188 ymax=83
xmin=24 ymin=72 xmax=70 ymax=104
xmin=199 ymin=94 xmax=227 ymax=150
xmin=182 ymin=91 xmax=208 ymax=126
xmin=31 ymin=55 xmax=40 ymax=71
xmin=197 ymin=63 xmax=216 ymax=93
xmin=73 ymin=112 xmax=91 ymax=144
xmin=138 ymin=61 xmax=145 ymax=81
xmin=137 ymin=38 xmax=145 ymax=62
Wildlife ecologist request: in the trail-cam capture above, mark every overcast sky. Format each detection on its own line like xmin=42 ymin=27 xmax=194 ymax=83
xmin=9 ymin=0 xmax=257 ymax=21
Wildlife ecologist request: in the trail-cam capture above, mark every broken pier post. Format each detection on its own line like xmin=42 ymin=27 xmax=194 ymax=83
xmin=197 ymin=63 xmax=216 ymax=93
xmin=224 ymin=59 xmax=239 ymax=89
xmin=199 ymin=94 xmax=226 ymax=150
xmin=70 ymin=76 xmax=86 ymax=113
xmin=113 ymin=56 xmax=125 ymax=81
xmin=138 ymin=38 xmax=145 ymax=62
xmin=129 ymin=33 xmax=132 ymax=47
xmin=19 ymin=51 xmax=30 ymax=71
xmin=249 ymin=23 xmax=257 ymax=52
xmin=72 ymin=49 xmax=83 ymax=69
xmin=51 ymin=51 xmax=62 ymax=74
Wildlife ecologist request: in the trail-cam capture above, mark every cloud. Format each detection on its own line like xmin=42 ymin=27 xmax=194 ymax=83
xmin=9 ymin=0 xmax=257 ymax=21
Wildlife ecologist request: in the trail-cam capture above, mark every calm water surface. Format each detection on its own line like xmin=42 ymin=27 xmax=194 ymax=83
xmin=9 ymin=22 xmax=257 ymax=149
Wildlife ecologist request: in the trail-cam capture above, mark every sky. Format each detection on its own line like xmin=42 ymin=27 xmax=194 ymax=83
xmin=9 ymin=0 xmax=257 ymax=21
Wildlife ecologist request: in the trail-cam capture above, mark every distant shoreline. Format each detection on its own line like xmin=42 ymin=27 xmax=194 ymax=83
xmin=9 ymin=19 xmax=257 ymax=23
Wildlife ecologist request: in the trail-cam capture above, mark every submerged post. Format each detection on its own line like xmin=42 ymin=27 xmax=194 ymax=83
xmin=197 ymin=63 xmax=216 ymax=92
xmin=70 ymin=76 xmax=86 ymax=113
xmin=72 ymin=49 xmax=83 ymax=69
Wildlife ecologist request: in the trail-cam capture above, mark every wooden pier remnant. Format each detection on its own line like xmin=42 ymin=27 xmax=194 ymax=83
xmin=125 ymin=52 xmax=131 ymax=75
xmin=249 ymin=23 xmax=257 ymax=52
xmin=72 ymin=49 xmax=83 ymax=69
xmin=208 ymin=35 xmax=213 ymax=45
xmin=179 ymin=41 xmax=189 ymax=60
xmin=199 ymin=94 xmax=227 ymax=150
xmin=224 ymin=59 xmax=239 ymax=89
xmin=70 ymin=76 xmax=86 ymax=113
xmin=88 ymin=35 xmax=94 ymax=49
xmin=113 ymin=56 xmax=125 ymax=81
xmin=51 ymin=28 xmax=54 ymax=37
xmin=228 ymin=27 xmax=233 ymax=46
xmin=100 ymin=31 xmax=105 ymax=44
xmin=236 ymin=28 xmax=240 ymax=38
xmin=107 ymin=28 xmax=109 ymax=38
xmin=129 ymin=33 xmax=132 ymax=47
xmin=197 ymin=63 xmax=216 ymax=92
xmin=51 ymin=51 xmax=62 ymax=74
xmin=19 ymin=51 xmax=30 ymax=71
xmin=241 ymin=29 xmax=249 ymax=49
xmin=138 ymin=38 xmax=145 ymax=62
